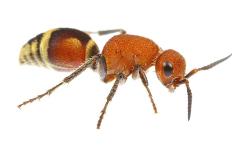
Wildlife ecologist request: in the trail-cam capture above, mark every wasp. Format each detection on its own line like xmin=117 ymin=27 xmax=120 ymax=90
xmin=18 ymin=28 xmax=231 ymax=129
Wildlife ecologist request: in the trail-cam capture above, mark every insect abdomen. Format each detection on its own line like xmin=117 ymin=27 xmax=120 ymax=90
xmin=19 ymin=33 xmax=43 ymax=66
xmin=19 ymin=28 xmax=99 ymax=71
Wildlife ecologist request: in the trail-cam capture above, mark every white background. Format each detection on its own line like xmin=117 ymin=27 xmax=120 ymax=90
xmin=0 ymin=0 xmax=232 ymax=155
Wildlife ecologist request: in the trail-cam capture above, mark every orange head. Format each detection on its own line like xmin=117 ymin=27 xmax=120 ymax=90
xmin=155 ymin=49 xmax=186 ymax=91
xmin=155 ymin=49 xmax=231 ymax=121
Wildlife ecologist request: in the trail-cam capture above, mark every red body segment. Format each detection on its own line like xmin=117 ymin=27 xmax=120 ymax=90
xmin=48 ymin=29 xmax=96 ymax=70
xmin=49 ymin=34 xmax=85 ymax=70
xmin=102 ymin=34 xmax=160 ymax=82
xmin=19 ymin=28 xmax=99 ymax=71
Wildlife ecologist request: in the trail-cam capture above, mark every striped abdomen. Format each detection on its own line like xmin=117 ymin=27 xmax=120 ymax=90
xmin=19 ymin=28 xmax=99 ymax=71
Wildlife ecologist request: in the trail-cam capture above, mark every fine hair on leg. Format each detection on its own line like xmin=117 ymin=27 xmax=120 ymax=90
xmin=18 ymin=54 xmax=101 ymax=109
xmin=97 ymin=73 xmax=125 ymax=129
xmin=138 ymin=66 xmax=158 ymax=113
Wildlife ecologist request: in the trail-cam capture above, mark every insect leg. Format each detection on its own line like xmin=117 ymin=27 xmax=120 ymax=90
xmin=18 ymin=54 xmax=101 ymax=109
xmin=97 ymin=73 xmax=125 ymax=129
xmin=138 ymin=66 xmax=158 ymax=113
xmin=85 ymin=29 xmax=126 ymax=36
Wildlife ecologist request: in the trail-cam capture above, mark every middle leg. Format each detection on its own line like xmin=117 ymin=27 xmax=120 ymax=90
xmin=135 ymin=66 xmax=158 ymax=113
xmin=97 ymin=73 xmax=126 ymax=129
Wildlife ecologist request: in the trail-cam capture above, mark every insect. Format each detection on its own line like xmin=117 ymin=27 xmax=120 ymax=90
xmin=18 ymin=28 xmax=231 ymax=129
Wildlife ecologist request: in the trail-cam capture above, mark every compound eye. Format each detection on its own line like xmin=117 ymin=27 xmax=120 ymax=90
xmin=163 ymin=61 xmax=173 ymax=77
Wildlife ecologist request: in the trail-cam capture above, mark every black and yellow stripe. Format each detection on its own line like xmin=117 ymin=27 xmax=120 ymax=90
xmin=19 ymin=28 xmax=99 ymax=70
xmin=19 ymin=31 xmax=49 ymax=67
